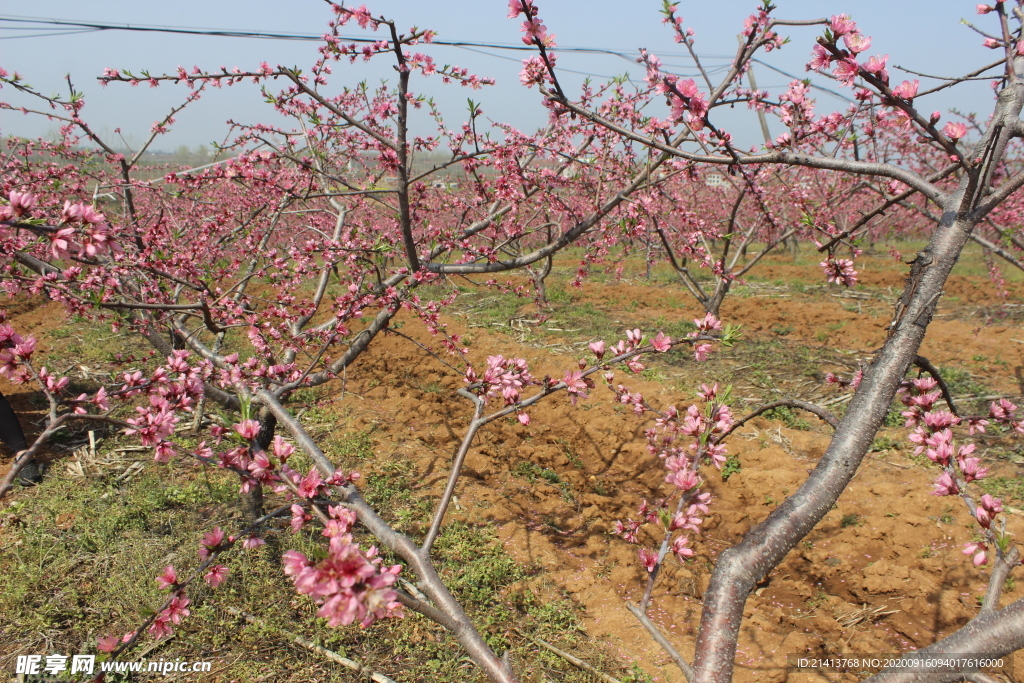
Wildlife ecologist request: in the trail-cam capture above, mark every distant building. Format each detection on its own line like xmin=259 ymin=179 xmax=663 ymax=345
xmin=705 ymin=173 xmax=727 ymax=188
xmin=430 ymin=179 xmax=458 ymax=191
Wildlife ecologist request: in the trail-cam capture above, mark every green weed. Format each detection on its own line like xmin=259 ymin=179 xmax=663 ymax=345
xmin=761 ymin=405 xmax=811 ymax=430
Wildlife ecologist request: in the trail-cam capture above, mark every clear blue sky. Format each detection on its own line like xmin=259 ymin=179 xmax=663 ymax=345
xmin=0 ymin=1 xmax=1000 ymax=152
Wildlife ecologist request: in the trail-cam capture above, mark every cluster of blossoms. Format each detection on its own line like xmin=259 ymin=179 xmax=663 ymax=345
xmin=122 ymin=350 xmax=207 ymax=463
xmin=0 ymin=313 xmax=111 ymax=418
xmin=588 ymin=316 xmax=728 ymax=578
xmin=464 ymin=354 xmax=538 ymax=423
xmin=614 ymin=381 xmax=733 ymax=573
xmin=508 ymin=0 xmax=555 ymax=47
xmin=283 ymin=504 xmax=403 ymax=628
xmin=0 ymin=318 xmax=37 ymax=383
xmin=217 ymin=417 xmax=358 ymax=499
xmin=806 ymin=12 xmax=945 ymax=138
xmin=899 ymin=377 xmax=1019 ymax=566
xmin=1 ymin=191 xmax=115 ymax=260
xmin=638 ymin=50 xmax=709 ymax=131
xmin=129 ymin=431 xmax=375 ymax=644
xmin=97 ymin=527 xmax=235 ymax=649
xmin=820 ymin=257 xmax=858 ymax=287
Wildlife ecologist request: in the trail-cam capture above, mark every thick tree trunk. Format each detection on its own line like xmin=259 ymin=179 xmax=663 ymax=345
xmin=239 ymin=407 xmax=277 ymax=521
xmin=691 ymin=69 xmax=1024 ymax=681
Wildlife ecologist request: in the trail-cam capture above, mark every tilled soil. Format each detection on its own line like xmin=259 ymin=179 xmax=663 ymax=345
xmin=2 ymin=258 xmax=1023 ymax=682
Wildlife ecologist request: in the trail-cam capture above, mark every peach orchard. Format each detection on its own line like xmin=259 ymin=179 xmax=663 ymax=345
xmin=2 ymin=1 xmax=1024 ymax=681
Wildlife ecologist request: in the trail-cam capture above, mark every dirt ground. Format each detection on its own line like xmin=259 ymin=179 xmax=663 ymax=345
xmin=2 ymin=254 xmax=1024 ymax=682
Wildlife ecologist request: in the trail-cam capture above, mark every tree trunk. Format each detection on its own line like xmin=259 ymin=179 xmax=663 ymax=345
xmin=239 ymin=407 xmax=277 ymax=521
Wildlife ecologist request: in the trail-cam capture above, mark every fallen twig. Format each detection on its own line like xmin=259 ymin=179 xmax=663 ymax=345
xmin=224 ymin=607 xmax=399 ymax=683
xmin=515 ymin=630 xmax=622 ymax=683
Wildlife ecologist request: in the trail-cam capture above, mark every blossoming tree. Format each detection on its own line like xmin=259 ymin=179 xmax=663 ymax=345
xmin=1 ymin=2 xmax=1024 ymax=682
xmin=511 ymin=0 xmax=1024 ymax=680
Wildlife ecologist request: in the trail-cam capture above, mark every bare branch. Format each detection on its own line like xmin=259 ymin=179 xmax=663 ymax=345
xmin=715 ymin=399 xmax=839 ymax=444
xmin=625 ymin=602 xmax=695 ymax=683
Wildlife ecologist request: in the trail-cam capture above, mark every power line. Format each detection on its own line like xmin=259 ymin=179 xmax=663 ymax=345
xmin=0 ymin=14 xmax=851 ymax=102
xmin=0 ymin=28 xmax=100 ymax=40
xmin=0 ymin=14 xmax=717 ymax=59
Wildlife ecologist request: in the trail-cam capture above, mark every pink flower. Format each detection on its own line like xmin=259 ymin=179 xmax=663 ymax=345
xmin=156 ymin=565 xmax=178 ymax=590
xmin=233 ymin=419 xmax=260 ymax=440
xmin=270 ymin=434 xmax=295 ymax=463
xmin=589 ymin=340 xmax=606 ymax=360
xmin=960 ymin=457 xmax=989 ymax=482
xmin=809 ymin=44 xmax=832 ymax=71
xmin=243 ymin=534 xmax=266 ymax=550
xmin=963 ymin=541 xmax=987 ymax=566
xmin=832 ymin=58 xmax=860 ymax=86
xmin=519 ymin=55 xmax=551 ymax=87
xmin=693 ymin=343 xmax=713 ymax=362
xmin=638 ymin=547 xmax=659 ymax=572
xmin=967 ymin=418 xmax=989 ymax=435
xmin=563 ymin=370 xmax=589 ymax=405
xmin=164 ymin=594 xmax=191 ymax=624
xmin=149 ymin=614 xmax=174 ymax=639
xmin=979 ymin=494 xmax=1003 ymax=514
xmin=7 ymin=191 xmax=36 ymax=217
xmin=990 ymin=397 xmax=1018 ymax=421
xmin=977 ymin=4 xmax=994 ymax=13
xmin=517 ymin=412 xmax=530 ymax=425
xmin=291 ymin=504 xmax=312 ymax=533
xmin=205 ymin=564 xmax=229 ymax=588
xmin=820 ymin=258 xmax=858 ymax=287
xmin=201 ymin=527 xmax=225 ymax=551
xmin=692 ymin=313 xmax=722 ymax=334
xmin=943 ymin=121 xmax=967 ymax=141
xmin=862 ymin=54 xmax=889 ymax=83
xmin=924 ymin=411 xmax=960 ymax=430
xmin=282 ymin=549 xmax=308 ymax=576
xmin=672 ymin=535 xmax=696 ymax=561
xmin=698 ymin=383 xmax=718 ymax=401
xmin=983 ymin=37 xmax=1001 ymax=48
xmin=508 ymin=0 xmax=530 ymax=19
xmin=667 ymin=469 xmax=701 ymax=491
xmin=297 ymin=467 xmax=324 ymax=499
xmin=97 ymin=635 xmax=120 ymax=653
xmin=891 ymin=79 xmax=919 ymax=101
xmin=829 ymin=14 xmax=857 ymax=37
xmin=651 ymin=332 xmax=672 ymax=352
xmin=931 ymin=472 xmax=959 ymax=496
xmin=843 ymin=33 xmax=871 ymax=54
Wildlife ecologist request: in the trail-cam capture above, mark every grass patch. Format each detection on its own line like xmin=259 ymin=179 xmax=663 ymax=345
xmin=870 ymin=435 xmax=901 ymax=452
xmin=840 ymin=513 xmax=862 ymax=528
xmin=721 ymin=455 xmax=742 ymax=481
xmin=761 ymin=405 xmax=811 ymax=431
xmin=978 ymin=476 xmax=1024 ymax=505
xmin=0 ymin=446 xmax=624 ymax=682
xmin=513 ymin=460 xmax=575 ymax=502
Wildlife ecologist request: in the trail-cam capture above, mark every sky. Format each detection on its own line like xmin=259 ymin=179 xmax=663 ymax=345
xmin=0 ymin=1 xmax=1004 ymax=153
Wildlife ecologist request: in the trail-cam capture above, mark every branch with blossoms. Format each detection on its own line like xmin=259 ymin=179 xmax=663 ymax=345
xmin=900 ymin=377 xmax=1020 ymax=570
xmin=0 ymin=72 xmax=207 ymax=228
xmin=95 ymin=504 xmax=292 ymax=659
xmin=0 ymin=312 xmax=123 ymax=498
xmin=513 ymin=4 xmax=1024 ymax=680
xmin=519 ymin=1 xmax=929 ymax=304
xmin=424 ymin=317 xmax=733 ymax=553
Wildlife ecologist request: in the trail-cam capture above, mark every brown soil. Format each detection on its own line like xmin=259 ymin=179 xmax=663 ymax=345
xmin=2 ymin=257 xmax=1023 ymax=682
